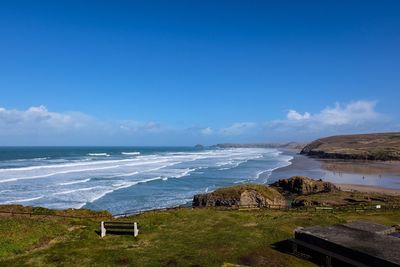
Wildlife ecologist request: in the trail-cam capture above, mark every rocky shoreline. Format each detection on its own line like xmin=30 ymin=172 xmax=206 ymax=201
xmin=192 ymin=176 xmax=400 ymax=208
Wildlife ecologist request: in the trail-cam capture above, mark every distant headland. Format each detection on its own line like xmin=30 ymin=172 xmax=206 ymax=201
xmin=301 ymin=132 xmax=400 ymax=161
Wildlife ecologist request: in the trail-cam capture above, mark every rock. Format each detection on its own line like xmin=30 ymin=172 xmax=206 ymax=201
xmin=192 ymin=184 xmax=286 ymax=208
xmin=270 ymin=176 xmax=339 ymax=195
xmin=194 ymin=144 xmax=204 ymax=149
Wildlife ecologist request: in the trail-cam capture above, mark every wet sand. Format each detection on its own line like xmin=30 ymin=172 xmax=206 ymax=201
xmin=336 ymin=183 xmax=400 ymax=196
xmin=270 ymin=150 xmax=400 ymax=190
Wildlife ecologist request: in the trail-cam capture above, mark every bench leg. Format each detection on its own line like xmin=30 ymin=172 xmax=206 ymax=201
xmin=134 ymin=222 xmax=139 ymax=237
xmin=324 ymin=255 xmax=332 ymax=267
xmin=101 ymin=221 xmax=106 ymax=238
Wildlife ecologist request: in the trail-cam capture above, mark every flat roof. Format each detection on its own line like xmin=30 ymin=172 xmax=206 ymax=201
xmin=343 ymin=220 xmax=395 ymax=234
xmin=295 ymin=222 xmax=400 ymax=265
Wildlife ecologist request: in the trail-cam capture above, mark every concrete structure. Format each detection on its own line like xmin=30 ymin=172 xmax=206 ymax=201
xmin=290 ymin=220 xmax=400 ymax=267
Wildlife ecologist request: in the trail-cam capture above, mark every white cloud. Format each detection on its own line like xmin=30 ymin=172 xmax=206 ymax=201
xmin=200 ymin=127 xmax=214 ymax=135
xmin=0 ymin=105 xmax=92 ymax=133
xmin=0 ymin=105 xmax=161 ymax=139
xmin=118 ymin=120 xmax=160 ymax=132
xmin=220 ymin=122 xmax=257 ymax=136
xmin=0 ymin=101 xmax=396 ymax=145
xmin=287 ymin=110 xmax=311 ymax=121
xmin=268 ymin=100 xmax=391 ymax=137
xmin=314 ymin=101 xmax=379 ymax=126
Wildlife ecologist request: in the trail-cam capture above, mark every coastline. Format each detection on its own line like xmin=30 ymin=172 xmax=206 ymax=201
xmin=271 ymin=149 xmax=400 ymax=192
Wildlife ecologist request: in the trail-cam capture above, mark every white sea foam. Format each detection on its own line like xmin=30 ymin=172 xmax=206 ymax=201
xmin=121 ymin=152 xmax=140 ymax=156
xmin=53 ymin=186 xmax=102 ymax=196
xmin=80 ymin=176 xmax=166 ymax=207
xmin=0 ymin=158 xmax=135 ymax=172
xmin=88 ymin=153 xmax=110 ymax=157
xmin=112 ymin=176 xmax=163 ymax=189
xmin=173 ymin=168 xmax=196 ymax=178
xmin=255 ymin=155 xmax=294 ymax=180
xmin=2 ymin=195 xmax=44 ymax=204
xmin=109 ymin=171 xmax=139 ymax=178
xmin=59 ymin=178 xmax=91 ymax=185
xmin=0 ymin=165 xmax=123 ymax=183
xmin=32 ymin=157 xmax=49 ymax=161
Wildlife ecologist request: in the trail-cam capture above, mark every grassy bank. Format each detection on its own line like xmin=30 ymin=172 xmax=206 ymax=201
xmin=1 ymin=206 xmax=400 ymax=266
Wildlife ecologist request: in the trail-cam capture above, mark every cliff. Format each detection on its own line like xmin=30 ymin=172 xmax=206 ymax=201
xmin=301 ymin=132 xmax=400 ymax=161
xmin=192 ymin=184 xmax=286 ymax=208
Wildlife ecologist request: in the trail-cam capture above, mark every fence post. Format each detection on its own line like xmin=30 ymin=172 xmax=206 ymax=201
xmin=101 ymin=221 xmax=106 ymax=238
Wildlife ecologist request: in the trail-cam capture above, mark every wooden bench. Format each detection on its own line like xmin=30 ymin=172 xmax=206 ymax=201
xmin=100 ymin=221 xmax=139 ymax=238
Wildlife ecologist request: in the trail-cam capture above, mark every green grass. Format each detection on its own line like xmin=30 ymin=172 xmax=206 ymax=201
xmin=208 ymin=184 xmax=283 ymax=199
xmin=293 ymin=190 xmax=400 ymax=207
xmin=1 ymin=207 xmax=400 ymax=266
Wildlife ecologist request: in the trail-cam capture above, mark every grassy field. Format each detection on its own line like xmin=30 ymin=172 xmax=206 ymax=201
xmin=0 ymin=206 xmax=399 ymax=267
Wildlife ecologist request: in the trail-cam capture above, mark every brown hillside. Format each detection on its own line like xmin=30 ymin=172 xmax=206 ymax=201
xmin=301 ymin=132 xmax=400 ymax=160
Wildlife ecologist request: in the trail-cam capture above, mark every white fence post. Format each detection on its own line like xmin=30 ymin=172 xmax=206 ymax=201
xmin=134 ymin=222 xmax=139 ymax=237
xmin=101 ymin=221 xmax=106 ymax=238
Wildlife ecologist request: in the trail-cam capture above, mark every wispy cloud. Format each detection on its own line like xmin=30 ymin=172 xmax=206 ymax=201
xmin=267 ymin=100 xmax=393 ymax=138
xmin=219 ymin=122 xmax=257 ymax=136
xmin=0 ymin=101 xmax=397 ymax=145
xmin=0 ymin=105 xmax=93 ymax=134
xmin=200 ymin=127 xmax=214 ymax=135
xmin=0 ymin=105 xmax=161 ymax=138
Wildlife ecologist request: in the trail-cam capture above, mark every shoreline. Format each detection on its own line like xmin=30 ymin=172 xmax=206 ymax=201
xmin=336 ymin=183 xmax=400 ymax=196
xmin=271 ymin=149 xmax=400 ymax=191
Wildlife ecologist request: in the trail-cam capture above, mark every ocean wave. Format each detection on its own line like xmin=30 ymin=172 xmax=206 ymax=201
xmin=79 ymin=176 xmax=166 ymax=206
xmin=109 ymin=171 xmax=139 ymax=178
xmin=255 ymin=155 xmax=294 ymax=180
xmin=53 ymin=186 xmax=102 ymax=196
xmin=87 ymin=153 xmax=110 ymax=157
xmin=0 ymin=158 xmax=136 ymax=173
xmin=112 ymin=176 xmax=163 ymax=189
xmin=32 ymin=157 xmax=49 ymax=161
xmin=0 ymin=147 xmax=289 ymax=212
xmin=59 ymin=178 xmax=91 ymax=185
xmin=173 ymin=168 xmax=196 ymax=178
xmin=0 ymin=165 xmax=122 ymax=183
xmin=121 ymin=152 xmax=141 ymax=156
xmin=2 ymin=195 xmax=44 ymax=204
xmin=0 ymin=189 xmax=12 ymax=193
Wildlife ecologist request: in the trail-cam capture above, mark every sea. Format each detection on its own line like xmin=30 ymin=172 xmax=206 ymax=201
xmin=0 ymin=147 xmax=293 ymax=215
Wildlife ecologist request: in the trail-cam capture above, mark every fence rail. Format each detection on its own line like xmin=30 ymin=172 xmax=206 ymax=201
xmin=0 ymin=210 xmax=112 ymax=219
xmin=1 ymin=203 xmax=400 ymax=220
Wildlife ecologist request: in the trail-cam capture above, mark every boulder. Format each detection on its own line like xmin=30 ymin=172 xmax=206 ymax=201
xmin=192 ymin=184 xmax=286 ymax=208
xmin=270 ymin=176 xmax=339 ymax=195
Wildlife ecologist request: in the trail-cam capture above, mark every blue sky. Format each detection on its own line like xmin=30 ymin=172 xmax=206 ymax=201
xmin=0 ymin=0 xmax=399 ymax=145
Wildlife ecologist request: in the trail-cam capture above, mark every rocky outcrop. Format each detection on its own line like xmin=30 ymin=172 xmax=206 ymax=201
xmin=270 ymin=176 xmax=339 ymax=196
xmin=192 ymin=185 xmax=286 ymax=208
xmin=301 ymin=132 xmax=400 ymax=161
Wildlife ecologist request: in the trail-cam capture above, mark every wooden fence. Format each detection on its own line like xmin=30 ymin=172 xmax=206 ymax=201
xmin=0 ymin=203 xmax=399 ymax=219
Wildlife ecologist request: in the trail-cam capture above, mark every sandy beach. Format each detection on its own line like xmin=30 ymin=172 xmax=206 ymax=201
xmin=336 ymin=183 xmax=400 ymax=196
xmin=270 ymin=149 xmax=400 ymax=192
